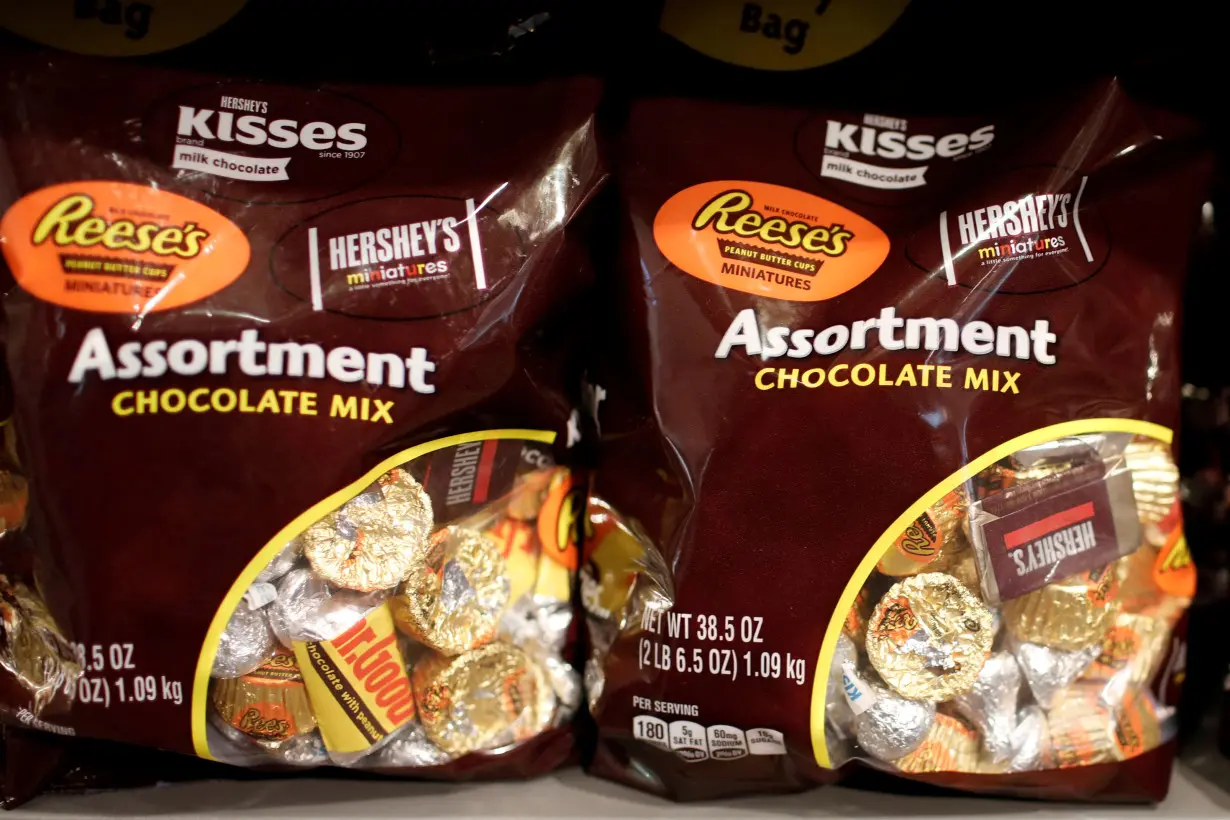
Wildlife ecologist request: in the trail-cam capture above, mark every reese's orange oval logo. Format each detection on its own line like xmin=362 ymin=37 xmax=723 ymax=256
xmin=653 ymin=180 xmax=888 ymax=301
xmin=0 ymin=181 xmax=250 ymax=313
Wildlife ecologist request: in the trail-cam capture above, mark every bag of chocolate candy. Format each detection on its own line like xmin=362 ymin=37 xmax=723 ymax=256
xmin=0 ymin=35 xmax=602 ymax=789
xmin=583 ymin=79 xmax=1209 ymax=801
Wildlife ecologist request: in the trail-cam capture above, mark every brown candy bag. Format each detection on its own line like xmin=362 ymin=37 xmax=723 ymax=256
xmin=584 ymin=80 xmax=1208 ymax=802
xmin=0 ymin=42 xmax=602 ymax=791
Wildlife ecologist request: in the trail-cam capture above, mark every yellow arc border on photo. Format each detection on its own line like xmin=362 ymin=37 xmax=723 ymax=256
xmin=809 ymin=417 xmax=1172 ymax=768
xmin=191 ymin=428 xmax=556 ymax=760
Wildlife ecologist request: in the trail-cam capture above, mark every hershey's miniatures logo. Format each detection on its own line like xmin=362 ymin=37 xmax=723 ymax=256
xmin=271 ymin=193 xmax=524 ymax=320
xmin=145 ymin=82 xmax=398 ymax=203
xmin=327 ymin=213 xmax=463 ymax=294
xmin=906 ymin=167 xmax=1110 ymax=293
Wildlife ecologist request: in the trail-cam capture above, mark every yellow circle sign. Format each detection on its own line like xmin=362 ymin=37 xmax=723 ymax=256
xmin=661 ymin=0 xmax=910 ymax=71
xmin=1 ymin=0 xmax=246 ymax=56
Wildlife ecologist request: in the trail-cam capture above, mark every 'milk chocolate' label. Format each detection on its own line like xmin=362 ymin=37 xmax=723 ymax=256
xmin=972 ymin=460 xmax=1140 ymax=601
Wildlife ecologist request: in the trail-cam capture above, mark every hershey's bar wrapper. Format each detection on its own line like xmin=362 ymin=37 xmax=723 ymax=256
xmin=969 ymin=456 xmax=1140 ymax=603
xmin=414 ymin=439 xmax=546 ymax=522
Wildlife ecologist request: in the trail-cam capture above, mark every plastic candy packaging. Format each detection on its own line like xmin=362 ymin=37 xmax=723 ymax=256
xmin=0 ymin=42 xmax=602 ymax=785
xmin=584 ymin=79 xmax=1206 ymax=802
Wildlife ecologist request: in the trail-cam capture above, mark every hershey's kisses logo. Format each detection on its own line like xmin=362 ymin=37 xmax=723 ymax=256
xmin=792 ymin=110 xmax=996 ymax=204
xmin=172 ymin=94 xmax=367 ymax=182
xmin=146 ymin=82 xmax=398 ymax=204
xmin=816 ymin=113 xmax=995 ymax=191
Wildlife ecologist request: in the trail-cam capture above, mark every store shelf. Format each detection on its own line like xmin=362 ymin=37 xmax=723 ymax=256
xmin=12 ymin=762 xmax=1230 ymax=819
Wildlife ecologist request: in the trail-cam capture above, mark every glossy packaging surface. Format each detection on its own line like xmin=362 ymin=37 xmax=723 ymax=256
xmin=585 ymin=80 xmax=1207 ymax=802
xmin=0 ymin=44 xmax=604 ymax=788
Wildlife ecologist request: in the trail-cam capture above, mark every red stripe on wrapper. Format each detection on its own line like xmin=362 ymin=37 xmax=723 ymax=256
xmin=1003 ymin=502 xmax=1095 ymax=550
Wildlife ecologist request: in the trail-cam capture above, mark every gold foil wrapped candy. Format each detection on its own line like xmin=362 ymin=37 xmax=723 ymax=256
xmin=895 ymin=712 xmax=982 ymax=773
xmin=877 ymin=491 xmax=967 ymax=577
xmin=413 ymin=642 xmax=554 ymax=757
xmin=391 ymin=526 xmax=510 ymax=655
xmin=1144 ymin=595 xmax=1188 ymax=630
xmin=1047 ymin=685 xmax=1165 ymax=768
xmin=482 ymin=515 xmax=540 ymax=605
xmin=1046 ymin=684 xmax=1118 ymax=768
xmin=1010 ymin=461 xmax=1076 ymax=485
xmin=934 ymin=547 xmax=980 ymax=595
xmin=972 ymin=463 xmax=1017 ymax=499
xmin=865 ymin=572 xmax=995 ymax=701
xmin=1081 ymin=611 xmax=1168 ymax=703
xmin=843 ymin=587 xmax=873 ymax=649
xmin=1111 ymin=690 xmax=1163 ymax=761
xmin=1123 ymin=439 xmax=1179 ymax=525
xmin=302 ymin=468 xmax=433 ymax=592
xmin=212 ymin=650 xmax=317 ymax=747
xmin=1003 ymin=561 xmax=1123 ymax=652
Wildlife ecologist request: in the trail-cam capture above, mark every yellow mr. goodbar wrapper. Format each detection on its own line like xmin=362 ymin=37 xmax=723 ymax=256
xmin=293 ymin=604 xmax=416 ymax=760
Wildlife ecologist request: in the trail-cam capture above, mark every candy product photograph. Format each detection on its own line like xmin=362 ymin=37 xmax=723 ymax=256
xmin=584 ymin=77 xmax=1207 ymax=802
xmin=2 ymin=0 xmax=1230 ymax=818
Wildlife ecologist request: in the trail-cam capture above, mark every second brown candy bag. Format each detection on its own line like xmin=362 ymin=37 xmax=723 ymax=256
xmin=583 ymin=80 xmax=1206 ymax=802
